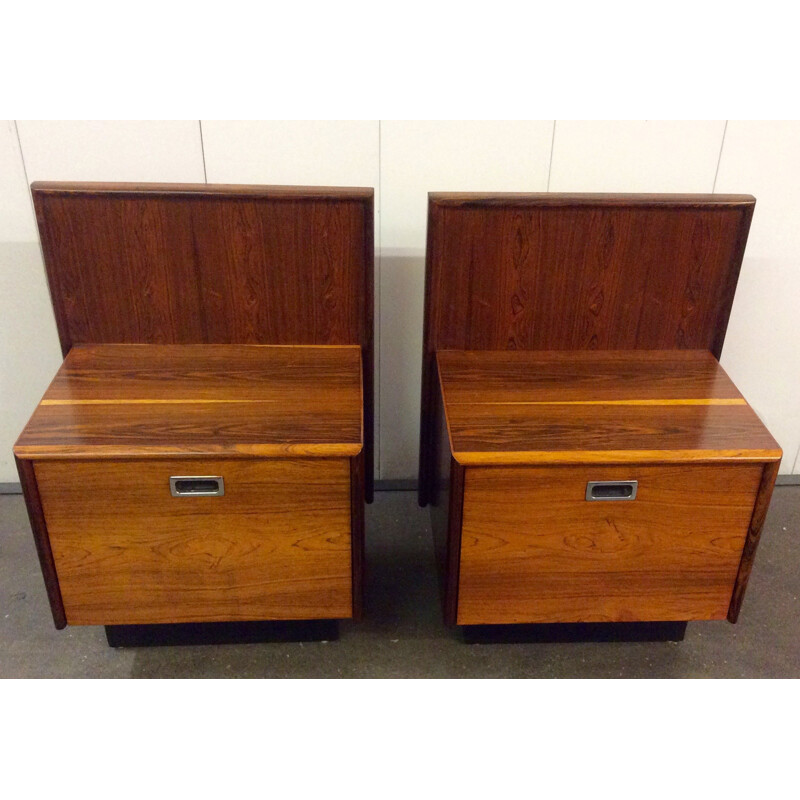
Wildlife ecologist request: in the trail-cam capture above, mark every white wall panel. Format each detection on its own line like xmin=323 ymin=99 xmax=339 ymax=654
xmin=17 ymin=120 xmax=205 ymax=183
xmin=0 ymin=122 xmax=37 ymax=241
xmin=201 ymin=120 xmax=379 ymax=187
xmin=1 ymin=119 xmax=797 ymax=484
xmin=380 ymin=121 xmax=554 ymax=478
xmin=715 ymin=121 xmax=800 ymax=474
xmin=549 ymin=120 xmax=725 ymax=192
xmin=0 ymin=121 xmax=61 ymax=483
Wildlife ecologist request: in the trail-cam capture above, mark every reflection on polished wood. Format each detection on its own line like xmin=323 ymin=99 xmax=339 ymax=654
xmin=16 ymin=344 xmax=363 ymax=460
xmin=36 ymin=458 xmax=352 ymax=625
xmin=437 ymin=350 xmax=780 ymax=465
xmin=457 ymin=463 xmax=761 ymax=624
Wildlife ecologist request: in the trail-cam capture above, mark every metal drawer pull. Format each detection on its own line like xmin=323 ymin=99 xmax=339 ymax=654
xmin=170 ymin=476 xmax=225 ymax=497
xmin=586 ymin=480 xmax=637 ymax=501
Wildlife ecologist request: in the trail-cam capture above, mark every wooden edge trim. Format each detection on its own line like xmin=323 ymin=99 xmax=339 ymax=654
xmin=444 ymin=459 xmax=465 ymax=626
xmin=428 ymin=192 xmax=756 ymax=208
xmin=362 ymin=193 xmax=375 ymax=504
xmin=711 ymin=202 xmax=755 ymax=359
xmin=435 ymin=347 xmax=720 ymax=360
xmin=14 ymin=443 xmax=364 ymax=460
xmin=728 ymin=459 xmax=781 ymax=622
xmin=31 ymin=182 xmax=374 ymax=200
xmin=350 ymin=453 xmax=366 ymax=622
xmin=14 ymin=456 xmax=67 ymax=630
xmin=452 ymin=449 xmax=784 ymax=466
xmin=67 ymin=343 xmax=365 ymax=350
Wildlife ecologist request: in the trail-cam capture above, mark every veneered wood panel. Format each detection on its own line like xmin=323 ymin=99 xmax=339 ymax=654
xmin=427 ymin=195 xmax=754 ymax=354
xmin=33 ymin=184 xmax=371 ymax=351
xmin=35 ymin=458 xmax=353 ymax=625
xmin=436 ymin=350 xmax=781 ymax=466
xmin=446 ymin=404 xmax=780 ymax=466
xmin=457 ymin=463 xmax=762 ymax=625
xmin=419 ymin=193 xmax=755 ymax=503
xmin=14 ymin=344 xmax=363 ymax=460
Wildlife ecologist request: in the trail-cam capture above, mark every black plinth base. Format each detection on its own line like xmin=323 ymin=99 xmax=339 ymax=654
xmin=105 ymin=619 xmax=340 ymax=648
xmin=461 ymin=620 xmax=688 ymax=644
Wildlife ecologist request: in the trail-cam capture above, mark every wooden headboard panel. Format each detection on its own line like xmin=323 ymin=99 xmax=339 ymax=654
xmin=418 ymin=192 xmax=756 ymax=505
xmin=32 ymin=181 xmax=375 ymax=499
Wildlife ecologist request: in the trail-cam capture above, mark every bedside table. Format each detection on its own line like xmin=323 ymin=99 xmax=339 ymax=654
xmin=14 ymin=344 xmax=365 ymax=631
xmin=430 ymin=349 xmax=781 ymax=627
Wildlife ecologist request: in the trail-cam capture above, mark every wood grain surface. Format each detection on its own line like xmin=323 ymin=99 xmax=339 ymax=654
xmin=437 ymin=350 xmax=781 ymax=466
xmin=35 ymin=458 xmax=353 ymax=625
xmin=418 ymin=193 xmax=755 ymax=503
xmin=15 ymin=344 xmax=363 ymax=460
xmin=457 ymin=463 xmax=762 ymax=625
xmin=31 ymin=181 xmax=375 ymax=498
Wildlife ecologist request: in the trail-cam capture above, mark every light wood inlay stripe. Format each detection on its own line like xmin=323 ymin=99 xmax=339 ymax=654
xmin=41 ymin=399 xmax=301 ymax=405
xmin=446 ymin=398 xmax=747 ymax=407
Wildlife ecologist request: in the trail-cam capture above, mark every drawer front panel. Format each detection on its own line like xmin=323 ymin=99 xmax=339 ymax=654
xmin=35 ymin=458 xmax=352 ymax=624
xmin=458 ymin=464 xmax=762 ymax=625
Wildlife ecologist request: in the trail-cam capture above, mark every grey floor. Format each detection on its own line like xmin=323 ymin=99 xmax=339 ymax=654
xmin=1 ymin=487 xmax=798 ymax=678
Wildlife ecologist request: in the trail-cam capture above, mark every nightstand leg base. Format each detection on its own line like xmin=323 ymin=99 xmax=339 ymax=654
xmin=104 ymin=620 xmax=340 ymax=648
xmin=460 ymin=621 xmax=688 ymax=645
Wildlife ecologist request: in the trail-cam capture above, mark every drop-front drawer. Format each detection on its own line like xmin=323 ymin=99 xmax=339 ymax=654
xmin=35 ymin=458 xmax=353 ymax=625
xmin=457 ymin=463 xmax=763 ymax=625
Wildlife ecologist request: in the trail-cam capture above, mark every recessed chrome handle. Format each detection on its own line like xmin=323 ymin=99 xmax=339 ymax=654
xmin=170 ymin=476 xmax=225 ymax=497
xmin=586 ymin=480 xmax=637 ymax=501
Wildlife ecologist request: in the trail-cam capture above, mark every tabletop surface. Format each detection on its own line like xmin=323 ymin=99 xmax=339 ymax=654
xmin=15 ymin=344 xmax=363 ymax=460
xmin=436 ymin=349 xmax=781 ymax=466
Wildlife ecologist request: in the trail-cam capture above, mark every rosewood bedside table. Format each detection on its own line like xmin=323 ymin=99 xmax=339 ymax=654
xmin=417 ymin=192 xmax=780 ymax=631
xmin=17 ymin=182 xmax=374 ymax=641
xmin=15 ymin=344 xmax=365 ymax=630
xmin=431 ymin=349 xmax=781 ymax=626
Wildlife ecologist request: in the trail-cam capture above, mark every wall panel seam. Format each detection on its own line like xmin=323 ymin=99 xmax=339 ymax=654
xmin=198 ymin=120 xmax=208 ymax=183
xmin=546 ymin=120 xmax=556 ymax=191
xmin=712 ymin=120 xmax=728 ymax=193
xmin=13 ymin=121 xmax=35 ymax=218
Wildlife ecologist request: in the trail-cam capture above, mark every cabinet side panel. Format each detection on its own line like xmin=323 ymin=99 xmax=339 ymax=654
xmin=429 ymin=374 xmax=464 ymax=625
xmin=14 ymin=456 xmax=67 ymax=629
xmin=728 ymin=459 xmax=781 ymax=622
